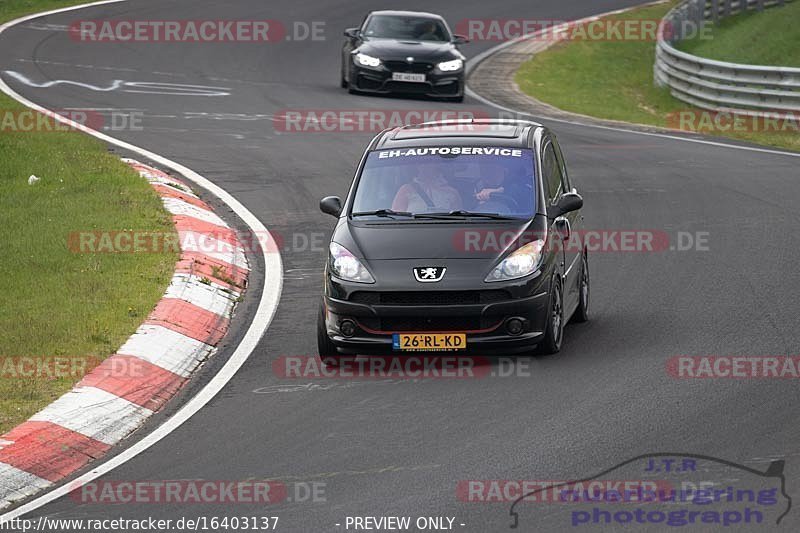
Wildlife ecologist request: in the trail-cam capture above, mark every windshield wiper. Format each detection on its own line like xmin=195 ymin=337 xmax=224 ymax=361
xmin=352 ymin=210 xmax=518 ymax=221
xmin=423 ymin=210 xmax=519 ymax=220
xmin=351 ymin=209 xmax=414 ymax=219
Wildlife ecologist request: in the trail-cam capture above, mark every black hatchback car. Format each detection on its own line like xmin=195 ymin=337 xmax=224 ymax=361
xmin=318 ymin=119 xmax=588 ymax=362
xmin=341 ymin=10 xmax=468 ymax=102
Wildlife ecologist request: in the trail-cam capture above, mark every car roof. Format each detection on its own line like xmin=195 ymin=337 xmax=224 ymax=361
xmin=371 ymin=119 xmax=545 ymax=150
xmin=367 ymin=10 xmax=445 ymax=20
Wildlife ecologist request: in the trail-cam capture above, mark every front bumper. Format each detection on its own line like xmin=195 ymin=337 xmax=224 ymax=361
xmin=323 ymin=273 xmax=551 ymax=355
xmin=350 ymin=62 xmax=464 ymax=98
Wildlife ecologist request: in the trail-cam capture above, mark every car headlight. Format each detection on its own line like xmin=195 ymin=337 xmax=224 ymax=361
xmin=355 ymin=53 xmax=381 ymax=68
xmin=329 ymin=242 xmax=375 ymax=283
xmin=485 ymin=240 xmax=545 ymax=282
xmin=437 ymin=59 xmax=463 ymax=72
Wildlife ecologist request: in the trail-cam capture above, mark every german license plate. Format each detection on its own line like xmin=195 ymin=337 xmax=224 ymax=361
xmin=392 ymin=72 xmax=426 ymax=83
xmin=392 ymin=333 xmax=466 ymax=351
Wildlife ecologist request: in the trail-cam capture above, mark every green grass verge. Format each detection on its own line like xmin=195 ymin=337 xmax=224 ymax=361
xmin=0 ymin=0 xmax=178 ymax=432
xmin=678 ymin=1 xmax=800 ymax=67
xmin=0 ymin=0 xmax=101 ymax=24
xmin=514 ymin=1 xmax=800 ymax=152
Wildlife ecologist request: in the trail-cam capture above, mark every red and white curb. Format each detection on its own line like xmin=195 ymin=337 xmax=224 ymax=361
xmin=0 ymin=160 xmax=249 ymax=510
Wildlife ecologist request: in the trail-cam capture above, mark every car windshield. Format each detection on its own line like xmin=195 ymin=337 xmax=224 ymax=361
xmin=362 ymin=15 xmax=450 ymax=42
xmin=351 ymin=147 xmax=536 ymax=219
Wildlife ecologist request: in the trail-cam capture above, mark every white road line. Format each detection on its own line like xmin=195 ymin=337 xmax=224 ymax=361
xmin=3 ymin=70 xmax=124 ymax=91
xmin=0 ymin=0 xmax=283 ymax=522
xmin=30 ymin=387 xmax=154 ymax=446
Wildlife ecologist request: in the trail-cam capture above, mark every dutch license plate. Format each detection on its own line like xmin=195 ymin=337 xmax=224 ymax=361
xmin=392 ymin=333 xmax=466 ymax=351
xmin=392 ymin=72 xmax=426 ymax=83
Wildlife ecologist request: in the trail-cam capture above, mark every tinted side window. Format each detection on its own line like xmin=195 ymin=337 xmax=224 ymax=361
xmin=552 ymin=137 xmax=570 ymax=191
xmin=541 ymin=142 xmax=563 ymax=203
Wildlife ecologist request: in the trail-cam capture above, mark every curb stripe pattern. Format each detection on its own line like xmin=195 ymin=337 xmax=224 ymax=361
xmin=0 ymin=159 xmax=250 ymax=510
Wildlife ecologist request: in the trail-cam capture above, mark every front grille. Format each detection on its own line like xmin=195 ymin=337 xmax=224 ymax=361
xmin=384 ymin=61 xmax=434 ymax=73
xmin=350 ymin=290 xmax=511 ymax=306
xmin=379 ymin=316 xmax=483 ymax=332
xmin=385 ymin=81 xmax=430 ymax=93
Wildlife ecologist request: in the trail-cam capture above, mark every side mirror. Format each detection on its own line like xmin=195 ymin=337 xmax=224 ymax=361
xmin=553 ymin=217 xmax=571 ymax=240
xmin=344 ymin=28 xmax=360 ymax=39
xmin=549 ymin=192 xmax=583 ymax=218
xmin=453 ymin=34 xmax=469 ymax=45
xmin=320 ymin=196 xmax=342 ymax=217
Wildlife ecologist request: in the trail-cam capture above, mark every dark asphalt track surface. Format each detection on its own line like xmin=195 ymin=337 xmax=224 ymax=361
xmin=2 ymin=1 xmax=800 ymax=531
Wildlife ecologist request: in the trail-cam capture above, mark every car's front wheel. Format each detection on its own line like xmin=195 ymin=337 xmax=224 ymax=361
xmin=317 ymin=303 xmax=342 ymax=365
xmin=572 ymin=251 xmax=589 ymax=323
xmin=340 ymin=61 xmax=348 ymax=88
xmin=536 ymin=277 xmax=564 ymax=355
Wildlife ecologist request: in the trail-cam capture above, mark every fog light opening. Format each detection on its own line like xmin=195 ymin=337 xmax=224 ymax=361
xmin=505 ymin=318 xmax=525 ymax=336
xmin=339 ymin=319 xmax=357 ymax=338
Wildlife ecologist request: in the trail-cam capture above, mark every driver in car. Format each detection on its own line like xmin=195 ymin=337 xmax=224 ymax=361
xmin=417 ymin=21 xmax=443 ymax=41
xmin=473 ymin=165 xmax=532 ymax=212
xmin=391 ymin=163 xmax=462 ymax=212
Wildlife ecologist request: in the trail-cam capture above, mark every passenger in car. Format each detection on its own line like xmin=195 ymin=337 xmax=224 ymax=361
xmin=391 ymin=163 xmax=462 ymax=212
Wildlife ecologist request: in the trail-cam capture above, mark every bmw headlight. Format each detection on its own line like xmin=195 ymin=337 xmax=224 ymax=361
xmin=485 ymin=240 xmax=545 ymax=282
xmin=355 ymin=53 xmax=382 ymax=68
xmin=437 ymin=59 xmax=463 ymax=72
xmin=329 ymin=242 xmax=375 ymax=283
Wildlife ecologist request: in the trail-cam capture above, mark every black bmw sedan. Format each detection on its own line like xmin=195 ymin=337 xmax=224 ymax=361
xmin=317 ymin=119 xmax=589 ymax=363
xmin=341 ymin=10 xmax=468 ymax=102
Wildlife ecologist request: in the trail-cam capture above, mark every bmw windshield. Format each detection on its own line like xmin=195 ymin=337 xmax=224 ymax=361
xmin=351 ymin=146 xmax=536 ymax=219
xmin=362 ymin=15 xmax=451 ymax=42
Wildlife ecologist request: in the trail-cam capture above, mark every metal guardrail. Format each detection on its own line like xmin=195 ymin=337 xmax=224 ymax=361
xmin=654 ymin=0 xmax=800 ymax=116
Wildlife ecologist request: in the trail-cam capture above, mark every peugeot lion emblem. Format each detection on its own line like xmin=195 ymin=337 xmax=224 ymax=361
xmin=406 ymin=56 xmax=415 ymax=63
xmin=414 ymin=267 xmax=446 ymax=283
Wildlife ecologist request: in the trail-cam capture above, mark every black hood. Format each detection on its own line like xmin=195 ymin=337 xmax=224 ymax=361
xmin=333 ymin=217 xmax=546 ymax=261
xmin=356 ymin=38 xmax=462 ymax=62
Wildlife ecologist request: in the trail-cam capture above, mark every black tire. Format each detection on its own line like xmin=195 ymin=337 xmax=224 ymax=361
xmin=340 ymin=60 xmax=349 ymax=88
xmin=536 ymin=277 xmax=564 ymax=355
xmin=572 ymin=251 xmax=590 ymax=323
xmin=317 ymin=303 xmax=341 ymax=365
